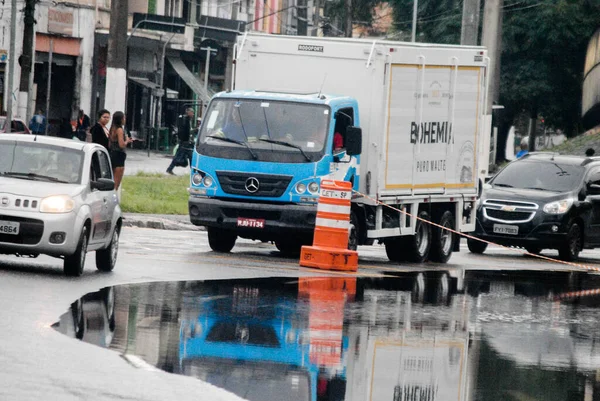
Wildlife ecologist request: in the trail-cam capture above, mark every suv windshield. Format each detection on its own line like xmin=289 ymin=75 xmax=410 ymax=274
xmin=0 ymin=140 xmax=84 ymax=184
xmin=492 ymin=160 xmax=584 ymax=193
xmin=197 ymin=98 xmax=330 ymax=163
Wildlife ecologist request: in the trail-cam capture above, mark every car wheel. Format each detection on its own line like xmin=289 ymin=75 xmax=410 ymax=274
xmin=384 ymin=236 xmax=406 ymax=262
xmin=467 ymin=237 xmax=488 ymax=254
xmin=405 ymin=210 xmax=432 ymax=263
xmin=64 ymin=226 xmax=88 ymax=277
xmin=96 ymin=226 xmax=120 ymax=272
xmin=559 ymin=222 xmax=582 ymax=261
xmin=525 ymin=246 xmax=542 ymax=255
xmin=429 ymin=211 xmax=455 ymax=263
xmin=207 ymin=228 xmax=237 ymax=253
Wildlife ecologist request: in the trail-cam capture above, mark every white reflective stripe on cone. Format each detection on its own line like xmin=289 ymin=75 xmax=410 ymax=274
xmin=317 ymin=203 xmax=351 ymax=215
xmin=315 ymin=218 xmax=350 ymax=229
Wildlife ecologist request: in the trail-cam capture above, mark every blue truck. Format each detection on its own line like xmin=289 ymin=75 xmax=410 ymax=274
xmin=188 ymin=33 xmax=490 ymax=262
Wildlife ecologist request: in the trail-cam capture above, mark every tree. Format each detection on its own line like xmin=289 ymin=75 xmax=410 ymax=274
xmin=323 ymin=0 xmax=383 ymax=37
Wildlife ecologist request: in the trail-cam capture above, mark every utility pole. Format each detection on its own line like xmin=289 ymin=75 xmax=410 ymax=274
xmin=344 ymin=0 xmax=352 ymax=37
xmin=6 ymin=0 xmax=18 ymax=132
xmin=156 ymin=33 xmax=176 ymax=134
xmin=44 ymin=39 xmax=53 ymax=136
xmin=411 ymin=0 xmax=418 ymax=42
xmin=18 ymin=0 xmax=36 ymax=121
xmin=104 ymin=0 xmax=128 ymax=120
xmin=460 ymin=0 xmax=480 ymax=45
xmin=200 ymin=46 xmax=218 ymax=91
xmin=297 ymin=0 xmax=308 ymax=36
xmin=313 ymin=0 xmax=320 ymax=36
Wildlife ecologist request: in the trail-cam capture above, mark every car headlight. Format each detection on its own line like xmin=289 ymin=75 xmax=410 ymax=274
xmin=308 ymin=182 xmax=319 ymax=194
xmin=191 ymin=173 xmax=202 ymax=186
xmin=296 ymin=183 xmax=306 ymax=194
xmin=202 ymin=175 xmax=213 ymax=187
xmin=39 ymin=195 xmax=75 ymax=213
xmin=543 ymin=199 xmax=573 ymax=215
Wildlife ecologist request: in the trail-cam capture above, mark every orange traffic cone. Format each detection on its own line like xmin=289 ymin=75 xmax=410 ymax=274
xmin=300 ymin=180 xmax=358 ymax=271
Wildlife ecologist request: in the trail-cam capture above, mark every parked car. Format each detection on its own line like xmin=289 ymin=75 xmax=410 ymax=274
xmin=0 ymin=117 xmax=31 ymax=134
xmin=0 ymin=134 xmax=122 ymax=276
xmin=468 ymin=152 xmax=600 ymax=261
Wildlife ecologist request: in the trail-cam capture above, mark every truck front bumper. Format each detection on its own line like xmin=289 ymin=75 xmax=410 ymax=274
xmin=189 ymin=197 xmax=317 ymax=238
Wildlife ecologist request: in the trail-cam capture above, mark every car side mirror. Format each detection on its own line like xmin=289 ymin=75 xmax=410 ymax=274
xmin=589 ymin=183 xmax=600 ymax=196
xmin=91 ymin=178 xmax=115 ymax=191
xmin=345 ymin=126 xmax=362 ymax=156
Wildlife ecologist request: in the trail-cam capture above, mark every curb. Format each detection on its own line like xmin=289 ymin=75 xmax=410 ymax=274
xmin=122 ymin=217 xmax=204 ymax=231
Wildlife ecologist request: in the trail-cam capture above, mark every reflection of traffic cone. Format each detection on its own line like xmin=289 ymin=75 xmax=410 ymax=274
xmin=300 ymin=180 xmax=358 ymax=271
xmin=299 ymin=277 xmax=356 ymax=368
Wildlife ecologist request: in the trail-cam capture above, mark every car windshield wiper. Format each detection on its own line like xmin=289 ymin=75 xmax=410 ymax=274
xmin=207 ymin=135 xmax=258 ymax=160
xmin=0 ymin=171 xmax=68 ymax=183
xmin=494 ymin=183 xmax=513 ymax=188
xmin=258 ymin=138 xmax=312 ymax=162
xmin=523 ymin=186 xmax=553 ymax=191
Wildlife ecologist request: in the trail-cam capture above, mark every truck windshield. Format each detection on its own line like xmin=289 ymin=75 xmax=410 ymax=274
xmin=492 ymin=160 xmax=584 ymax=193
xmin=197 ymin=98 xmax=330 ymax=163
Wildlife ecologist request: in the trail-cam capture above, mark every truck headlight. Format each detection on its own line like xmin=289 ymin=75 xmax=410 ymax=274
xmin=202 ymin=176 xmax=213 ymax=187
xmin=543 ymin=199 xmax=573 ymax=215
xmin=308 ymin=182 xmax=319 ymax=194
xmin=296 ymin=183 xmax=306 ymax=194
xmin=192 ymin=173 xmax=202 ymax=186
xmin=40 ymin=195 xmax=74 ymax=213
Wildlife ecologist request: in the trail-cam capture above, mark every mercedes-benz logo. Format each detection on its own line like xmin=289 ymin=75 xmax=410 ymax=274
xmin=245 ymin=177 xmax=260 ymax=193
xmin=1 ymin=197 xmax=8 ymax=206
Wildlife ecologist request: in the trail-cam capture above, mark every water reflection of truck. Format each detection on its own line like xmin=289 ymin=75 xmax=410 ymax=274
xmin=179 ymin=279 xmax=352 ymax=401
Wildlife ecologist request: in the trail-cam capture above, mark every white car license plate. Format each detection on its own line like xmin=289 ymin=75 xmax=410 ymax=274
xmin=0 ymin=220 xmax=20 ymax=235
xmin=493 ymin=224 xmax=519 ymax=235
xmin=237 ymin=218 xmax=265 ymax=229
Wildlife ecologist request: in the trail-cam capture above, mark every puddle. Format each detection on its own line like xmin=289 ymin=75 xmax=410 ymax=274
xmin=54 ymin=270 xmax=600 ymax=400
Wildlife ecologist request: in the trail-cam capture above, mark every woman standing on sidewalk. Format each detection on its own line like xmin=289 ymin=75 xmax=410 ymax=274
xmin=108 ymin=111 xmax=133 ymax=190
xmin=91 ymin=109 xmax=111 ymax=150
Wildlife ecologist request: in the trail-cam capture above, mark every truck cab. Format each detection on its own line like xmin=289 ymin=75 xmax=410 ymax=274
xmin=188 ymin=90 xmax=362 ymax=254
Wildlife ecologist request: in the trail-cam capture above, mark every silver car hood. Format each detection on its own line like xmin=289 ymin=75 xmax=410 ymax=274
xmin=0 ymin=177 xmax=85 ymax=198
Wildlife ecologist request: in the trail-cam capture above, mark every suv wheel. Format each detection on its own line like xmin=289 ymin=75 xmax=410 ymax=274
xmin=559 ymin=222 xmax=582 ymax=261
xmin=467 ymin=237 xmax=487 ymax=254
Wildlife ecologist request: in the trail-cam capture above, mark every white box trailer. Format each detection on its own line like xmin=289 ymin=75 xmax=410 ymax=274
xmin=231 ymin=33 xmax=490 ymax=262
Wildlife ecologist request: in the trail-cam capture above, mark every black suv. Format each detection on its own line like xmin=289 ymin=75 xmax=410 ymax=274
xmin=468 ymin=153 xmax=600 ymax=261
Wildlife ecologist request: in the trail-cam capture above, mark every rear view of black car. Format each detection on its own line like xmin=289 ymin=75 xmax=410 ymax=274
xmin=468 ymin=153 xmax=600 ymax=261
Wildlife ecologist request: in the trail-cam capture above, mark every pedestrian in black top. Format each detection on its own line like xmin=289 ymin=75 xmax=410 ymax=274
xmin=166 ymin=108 xmax=195 ymax=175
xmin=90 ymin=109 xmax=111 ymax=150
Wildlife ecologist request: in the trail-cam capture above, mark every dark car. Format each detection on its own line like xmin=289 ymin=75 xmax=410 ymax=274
xmin=468 ymin=153 xmax=600 ymax=261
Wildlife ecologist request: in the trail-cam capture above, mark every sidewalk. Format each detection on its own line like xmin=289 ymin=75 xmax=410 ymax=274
xmin=123 ymin=149 xmax=195 ymax=230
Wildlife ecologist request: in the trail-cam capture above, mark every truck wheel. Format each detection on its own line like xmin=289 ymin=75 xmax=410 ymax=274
xmin=467 ymin=237 xmax=487 ymax=254
xmin=208 ymin=228 xmax=237 ymax=253
xmin=384 ymin=236 xmax=406 ymax=262
xmin=348 ymin=211 xmax=359 ymax=251
xmin=559 ymin=221 xmax=582 ymax=261
xmin=405 ymin=211 xmax=431 ymax=263
xmin=64 ymin=226 xmax=89 ymax=277
xmin=275 ymin=240 xmax=303 ymax=257
xmin=429 ymin=211 xmax=455 ymax=263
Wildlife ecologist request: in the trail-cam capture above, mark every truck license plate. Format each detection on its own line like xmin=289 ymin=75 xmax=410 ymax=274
xmin=0 ymin=220 xmax=20 ymax=235
xmin=237 ymin=218 xmax=265 ymax=229
xmin=493 ymin=224 xmax=519 ymax=235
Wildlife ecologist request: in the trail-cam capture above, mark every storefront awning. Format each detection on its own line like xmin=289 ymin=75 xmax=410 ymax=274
xmin=167 ymin=57 xmax=212 ymax=104
xmin=129 ymin=76 xmax=160 ymax=90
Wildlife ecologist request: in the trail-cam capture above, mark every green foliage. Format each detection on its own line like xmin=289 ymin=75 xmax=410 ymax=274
xmin=121 ymin=173 xmax=189 ymax=215
xmin=387 ymin=0 xmax=462 ymax=42
xmin=148 ymin=0 xmax=156 ymax=14
xmin=323 ymin=0 xmax=385 ymax=36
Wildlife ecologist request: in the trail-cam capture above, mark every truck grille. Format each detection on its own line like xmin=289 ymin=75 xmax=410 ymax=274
xmin=482 ymin=199 xmax=538 ymax=223
xmin=0 ymin=215 xmax=44 ymax=245
xmin=216 ymin=171 xmax=292 ymax=198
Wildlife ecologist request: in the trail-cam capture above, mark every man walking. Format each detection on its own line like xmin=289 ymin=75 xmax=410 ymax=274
xmin=29 ymin=109 xmax=46 ymax=135
xmin=166 ymin=108 xmax=195 ymax=175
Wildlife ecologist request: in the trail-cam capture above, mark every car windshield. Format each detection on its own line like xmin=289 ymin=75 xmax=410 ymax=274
xmin=492 ymin=160 xmax=584 ymax=192
xmin=197 ymin=98 xmax=330 ymax=163
xmin=0 ymin=140 xmax=84 ymax=184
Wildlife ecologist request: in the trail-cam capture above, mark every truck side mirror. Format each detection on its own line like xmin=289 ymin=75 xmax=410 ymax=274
xmin=345 ymin=126 xmax=362 ymax=156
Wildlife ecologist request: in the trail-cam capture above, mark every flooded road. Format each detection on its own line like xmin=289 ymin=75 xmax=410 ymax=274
xmin=54 ymin=270 xmax=600 ymax=401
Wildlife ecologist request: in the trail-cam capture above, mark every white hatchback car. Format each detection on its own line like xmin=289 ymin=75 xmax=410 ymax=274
xmin=0 ymin=134 xmax=122 ymax=276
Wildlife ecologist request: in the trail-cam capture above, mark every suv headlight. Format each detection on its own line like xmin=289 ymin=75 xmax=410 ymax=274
xmin=40 ymin=195 xmax=75 ymax=213
xmin=543 ymin=199 xmax=573 ymax=215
